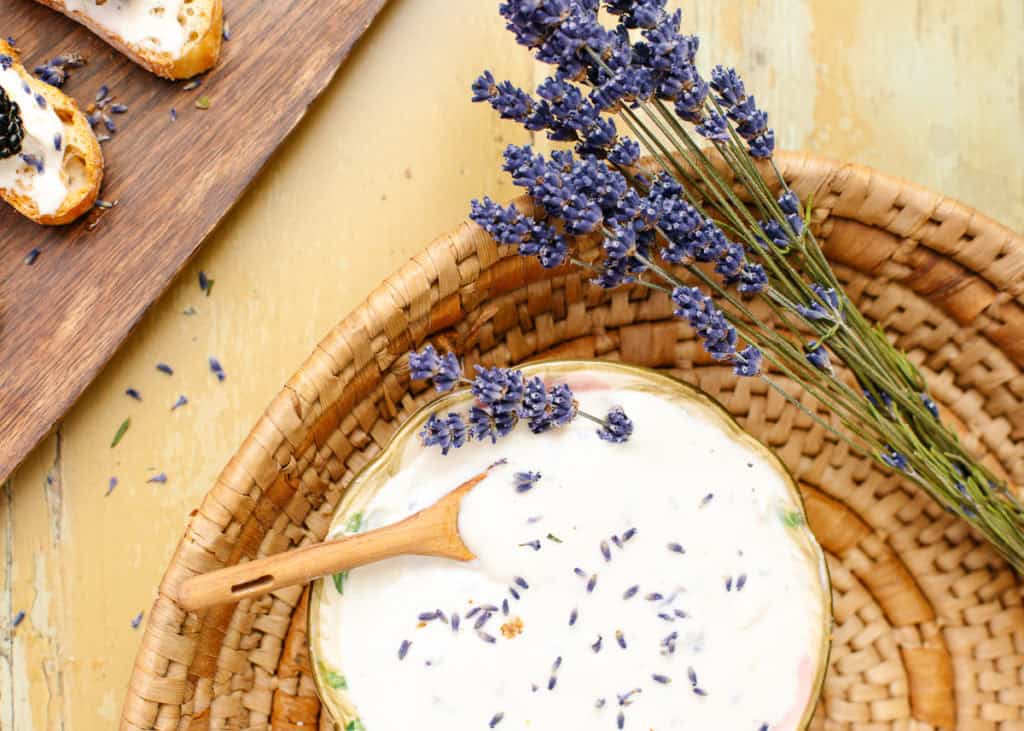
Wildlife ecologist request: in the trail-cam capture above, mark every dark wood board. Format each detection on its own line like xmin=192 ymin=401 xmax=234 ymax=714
xmin=0 ymin=0 xmax=388 ymax=482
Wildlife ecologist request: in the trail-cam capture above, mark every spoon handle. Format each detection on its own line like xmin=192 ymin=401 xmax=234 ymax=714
xmin=177 ymin=470 xmax=486 ymax=611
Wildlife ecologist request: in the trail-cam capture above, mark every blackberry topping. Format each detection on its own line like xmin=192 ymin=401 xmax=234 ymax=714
xmin=0 ymin=86 xmax=24 ymax=160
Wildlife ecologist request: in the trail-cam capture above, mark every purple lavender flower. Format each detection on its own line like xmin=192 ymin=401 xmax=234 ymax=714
xmin=709 ymin=66 xmax=775 ymax=158
xmin=671 ymin=286 xmax=738 ymax=362
xmin=736 ymin=263 xmax=768 ymax=295
xmin=757 ymin=219 xmax=789 ymax=249
xmin=409 ymin=345 xmax=462 ymax=392
xmin=515 ymin=471 xmax=542 ymax=492
xmin=796 ymin=284 xmax=842 ymax=322
xmin=608 ymin=138 xmax=640 ymax=166
xmin=804 ymin=340 xmax=832 ymax=373
xmin=695 ymin=111 xmax=729 ymax=142
xmin=748 ymin=130 xmax=776 ymax=159
xmin=778 ymin=191 xmax=801 ymax=216
xmin=472 ymin=70 xmax=498 ymax=102
xmin=921 ymin=393 xmax=940 ymax=419
xmin=733 ymin=345 xmax=763 ymax=377
xmin=549 ymin=383 xmax=577 ymax=426
xmin=881 ymin=446 xmax=910 ymax=472
xmin=472 ymin=365 xmax=526 ymax=415
xmin=597 ymin=406 xmax=633 ymax=443
xmin=714 ymin=241 xmax=745 ymax=279
xmin=470 ymin=196 xmax=568 ymax=268
xmin=469 ymin=406 xmax=500 ymax=443
xmin=691 ymin=221 xmax=730 ymax=263
xmin=420 ymin=413 xmax=468 ymax=455
xmin=674 ymin=77 xmax=709 ymax=123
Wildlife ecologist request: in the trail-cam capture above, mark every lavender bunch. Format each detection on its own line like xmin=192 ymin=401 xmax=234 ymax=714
xmin=410 ymin=345 xmax=633 ymax=453
xmin=466 ymin=0 xmax=1024 ymax=569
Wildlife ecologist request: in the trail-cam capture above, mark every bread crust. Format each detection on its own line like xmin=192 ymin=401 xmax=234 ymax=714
xmin=0 ymin=40 xmax=103 ymax=225
xmin=34 ymin=0 xmax=223 ymax=80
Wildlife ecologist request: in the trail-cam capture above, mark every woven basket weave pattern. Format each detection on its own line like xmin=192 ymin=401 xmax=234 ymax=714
xmin=122 ymin=151 xmax=1024 ymax=730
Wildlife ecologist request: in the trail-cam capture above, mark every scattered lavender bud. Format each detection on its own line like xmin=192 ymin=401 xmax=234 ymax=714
xmin=600 ymin=540 xmax=611 ymax=561
xmin=398 ymin=639 xmax=411 ymax=660
xmin=652 ymin=674 xmax=672 ymax=684
xmin=130 ymin=611 xmax=144 ymax=629
xmin=170 ymin=395 xmax=188 ymax=411
xmin=591 ymin=635 xmax=603 ymax=652
xmin=509 ymin=587 xmax=521 ymax=600
xmin=569 ymin=607 xmax=578 ymax=626
xmin=488 ymin=712 xmax=504 ymax=728
xmin=146 ymin=473 xmax=167 ymax=484
xmin=700 ymin=493 xmax=714 ymax=507
xmin=11 ymin=610 xmax=25 ymax=628
xmin=645 ymin=592 xmax=664 ymax=601
xmin=513 ymin=576 xmax=529 ymax=590
xmin=622 ymin=585 xmax=639 ymax=600
xmin=518 ymin=540 xmax=541 ymax=551
xmin=501 ymin=599 xmax=509 ymax=616
xmin=514 ymin=471 xmax=541 ymax=493
xmin=451 ymin=612 xmax=460 ymax=632
xmin=615 ymin=630 xmax=626 ymax=648
xmin=156 ymin=363 xmax=174 ymax=375
xmin=209 ymin=357 xmax=226 ymax=381
xmin=667 ymin=542 xmax=686 ymax=554
xmin=621 ymin=528 xmax=637 ymax=543
xmin=737 ymin=573 xmax=747 ymax=591
xmin=586 ymin=574 xmax=598 ymax=593
xmin=105 ymin=477 xmax=117 ymax=496
xmin=24 ymin=248 xmax=39 ymax=265
xmin=478 ymin=631 xmax=496 ymax=644
xmin=125 ymin=388 xmax=142 ymax=401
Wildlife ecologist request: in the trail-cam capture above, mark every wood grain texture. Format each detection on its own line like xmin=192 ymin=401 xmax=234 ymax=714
xmin=177 ymin=469 xmax=483 ymax=611
xmin=0 ymin=0 xmax=389 ymax=482
xmin=0 ymin=0 xmax=1020 ymax=728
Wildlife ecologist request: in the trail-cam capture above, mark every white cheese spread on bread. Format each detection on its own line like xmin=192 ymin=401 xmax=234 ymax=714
xmin=64 ymin=0 xmax=188 ymax=58
xmin=0 ymin=60 xmax=69 ymax=217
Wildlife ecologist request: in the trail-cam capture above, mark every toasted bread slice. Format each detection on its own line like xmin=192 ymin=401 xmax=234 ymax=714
xmin=0 ymin=40 xmax=103 ymax=225
xmin=34 ymin=0 xmax=222 ymax=80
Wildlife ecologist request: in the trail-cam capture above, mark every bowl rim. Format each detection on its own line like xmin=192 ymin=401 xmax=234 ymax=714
xmin=307 ymin=358 xmax=834 ymax=730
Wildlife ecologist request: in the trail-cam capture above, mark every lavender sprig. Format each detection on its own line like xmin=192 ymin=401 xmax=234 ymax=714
xmin=410 ymin=347 xmax=632 ymax=452
xmin=469 ymin=0 xmax=1024 ymax=570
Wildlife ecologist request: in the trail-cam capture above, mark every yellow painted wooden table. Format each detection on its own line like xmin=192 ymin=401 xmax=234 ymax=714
xmin=2 ymin=0 xmax=1021 ymax=727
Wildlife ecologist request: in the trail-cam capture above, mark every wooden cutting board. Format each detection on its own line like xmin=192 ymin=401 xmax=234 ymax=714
xmin=0 ymin=0 xmax=388 ymax=482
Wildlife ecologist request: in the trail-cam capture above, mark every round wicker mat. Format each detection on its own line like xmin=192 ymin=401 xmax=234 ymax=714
xmin=122 ymin=151 xmax=1024 ymax=731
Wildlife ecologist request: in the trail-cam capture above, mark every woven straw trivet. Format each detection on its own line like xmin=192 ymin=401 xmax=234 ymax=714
xmin=122 ymin=151 xmax=1024 ymax=731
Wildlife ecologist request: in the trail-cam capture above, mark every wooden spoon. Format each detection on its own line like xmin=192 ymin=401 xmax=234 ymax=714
xmin=177 ymin=469 xmax=490 ymax=611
